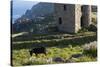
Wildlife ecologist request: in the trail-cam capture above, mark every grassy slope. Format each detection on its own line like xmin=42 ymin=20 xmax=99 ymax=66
xmin=12 ymin=12 xmax=97 ymax=66
xmin=12 ymin=32 xmax=97 ymax=66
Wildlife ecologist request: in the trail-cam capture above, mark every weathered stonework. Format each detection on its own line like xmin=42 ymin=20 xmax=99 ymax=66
xmin=81 ymin=5 xmax=91 ymax=27
xmin=75 ymin=5 xmax=82 ymax=33
xmin=54 ymin=4 xmax=91 ymax=33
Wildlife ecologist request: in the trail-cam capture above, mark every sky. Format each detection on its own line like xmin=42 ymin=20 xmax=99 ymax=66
xmin=12 ymin=0 xmax=38 ymax=22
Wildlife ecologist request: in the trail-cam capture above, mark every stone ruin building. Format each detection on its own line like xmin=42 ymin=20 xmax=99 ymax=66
xmin=54 ymin=4 xmax=91 ymax=33
xmin=12 ymin=3 xmax=95 ymax=34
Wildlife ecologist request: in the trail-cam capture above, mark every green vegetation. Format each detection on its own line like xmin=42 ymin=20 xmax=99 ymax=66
xmin=83 ymin=41 xmax=97 ymax=57
xmin=92 ymin=12 xmax=97 ymax=24
xmin=12 ymin=31 xmax=97 ymax=66
xmin=78 ymin=24 xmax=97 ymax=33
xmin=12 ymin=6 xmax=97 ymax=66
xmin=78 ymin=28 xmax=88 ymax=33
xmin=12 ymin=44 xmax=97 ymax=66
xmin=87 ymin=24 xmax=97 ymax=32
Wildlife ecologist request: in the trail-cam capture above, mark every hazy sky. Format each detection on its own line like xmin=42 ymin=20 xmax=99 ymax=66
xmin=12 ymin=0 xmax=38 ymax=19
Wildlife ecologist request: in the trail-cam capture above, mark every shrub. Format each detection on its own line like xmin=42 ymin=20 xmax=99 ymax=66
xmin=83 ymin=41 xmax=97 ymax=57
xmin=87 ymin=24 xmax=97 ymax=32
xmin=77 ymin=56 xmax=97 ymax=62
xmin=92 ymin=17 xmax=97 ymax=24
xmin=78 ymin=24 xmax=97 ymax=33
xmin=78 ymin=27 xmax=88 ymax=33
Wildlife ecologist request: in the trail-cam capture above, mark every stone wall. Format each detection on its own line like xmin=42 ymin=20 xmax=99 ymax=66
xmin=75 ymin=5 xmax=82 ymax=33
xmin=54 ymin=4 xmax=91 ymax=33
xmin=81 ymin=5 xmax=91 ymax=27
xmin=54 ymin=4 xmax=82 ymax=33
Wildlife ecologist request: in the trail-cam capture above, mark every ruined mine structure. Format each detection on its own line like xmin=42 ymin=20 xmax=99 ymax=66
xmin=54 ymin=4 xmax=91 ymax=33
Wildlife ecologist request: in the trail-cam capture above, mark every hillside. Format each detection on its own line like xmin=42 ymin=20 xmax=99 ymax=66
xmin=12 ymin=2 xmax=55 ymax=33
